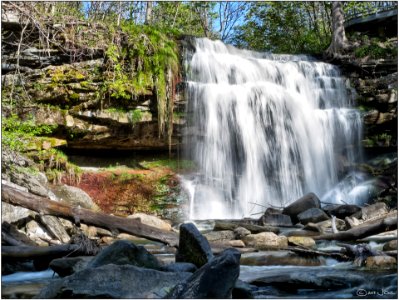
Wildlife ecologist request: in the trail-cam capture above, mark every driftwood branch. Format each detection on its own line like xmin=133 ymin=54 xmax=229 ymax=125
xmin=2 ymin=184 xmax=179 ymax=246
xmin=313 ymin=212 xmax=397 ymax=241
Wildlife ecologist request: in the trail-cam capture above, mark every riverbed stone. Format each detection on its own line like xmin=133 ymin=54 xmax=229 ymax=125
xmin=204 ymin=230 xmax=235 ymax=242
xmin=383 ymin=240 xmax=398 ymax=251
xmin=260 ymin=211 xmax=293 ymax=227
xmin=176 ymin=223 xmax=214 ymax=268
xmin=234 ymin=227 xmax=251 ymax=239
xmin=37 ymin=264 xmax=192 ymax=298
xmin=88 ymin=240 xmax=161 ymax=270
xmin=323 ymin=204 xmax=361 ymax=219
xmin=128 ymin=213 xmax=172 ymax=231
xmin=288 ymin=236 xmax=316 ymax=248
xmin=49 ymin=256 xmax=92 ymax=277
xmin=358 ymin=202 xmax=389 ymax=221
xmin=25 ymin=220 xmax=52 ymax=246
xmin=243 ymin=232 xmax=288 ymax=250
xmin=240 ymin=251 xmax=323 ymax=266
xmin=297 ymin=208 xmax=329 ymax=225
xmin=365 ymin=255 xmax=397 ymax=269
xmin=161 ymin=262 xmax=198 ymax=273
xmin=166 ymin=248 xmax=241 ymax=299
xmin=283 ymin=193 xmax=321 ymax=223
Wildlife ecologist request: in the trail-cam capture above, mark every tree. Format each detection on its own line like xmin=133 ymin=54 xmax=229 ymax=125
xmin=326 ymin=2 xmax=349 ymax=56
xmin=145 ymin=1 xmax=153 ymax=25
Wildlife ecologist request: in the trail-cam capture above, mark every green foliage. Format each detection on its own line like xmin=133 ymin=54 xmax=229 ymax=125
xmin=354 ymin=37 xmax=397 ymax=59
xmin=140 ymin=158 xmax=196 ymax=172
xmin=131 ymin=109 xmax=142 ymax=124
xmin=232 ymin=2 xmax=331 ymax=54
xmin=2 ymin=114 xmax=58 ymax=151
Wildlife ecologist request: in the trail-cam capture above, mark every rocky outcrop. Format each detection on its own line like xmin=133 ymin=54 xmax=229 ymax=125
xmin=282 ymin=193 xmax=321 ymax=224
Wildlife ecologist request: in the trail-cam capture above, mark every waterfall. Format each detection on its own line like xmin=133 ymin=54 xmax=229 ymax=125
xmin=182 ymin=38 xmax=362 ymax=220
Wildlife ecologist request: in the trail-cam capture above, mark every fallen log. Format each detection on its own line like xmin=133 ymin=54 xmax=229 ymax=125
xmin=2 ymin=184 xmax=179 ymax=246
xmin=2 ymin=244 xmax=82 ymax=258
xmin=313 ymin=212 xmax=397 ymax=242
xmin=285 ymin=246 xmax=349 ymax=261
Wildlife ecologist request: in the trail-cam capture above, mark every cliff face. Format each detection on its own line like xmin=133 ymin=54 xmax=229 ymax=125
xmin=1 ymin=7 xmax=185 ymax=153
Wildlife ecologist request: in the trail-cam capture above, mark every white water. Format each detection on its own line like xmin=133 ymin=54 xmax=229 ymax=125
xmin=183 ymin=38 xmax=362 ymax=219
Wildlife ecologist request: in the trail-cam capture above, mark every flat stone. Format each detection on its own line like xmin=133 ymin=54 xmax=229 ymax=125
xmin=243 ymin=232 xmax=288 ymax=250
xmin=204 ymin=230 xmax=235 ymax=242
xmin=2 ymin=201 xmax=36 ymax=224
xmin=39 ymin=215 xmax=70 ymax=243
xmin=240 ymin=251 xmax=323 ymax=266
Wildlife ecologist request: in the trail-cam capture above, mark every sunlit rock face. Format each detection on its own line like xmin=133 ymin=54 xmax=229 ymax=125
xmin=182 ymin=38 xmax=362 ymax=219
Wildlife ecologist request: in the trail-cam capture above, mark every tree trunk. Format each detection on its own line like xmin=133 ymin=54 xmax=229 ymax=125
xmin=145 ymin=1 xmax=153 ymax=25
xmin=326 ymin=2 xmax=349 ymax=55
xmin=313 ymin=212 xmax=397 ymax=241
xmin=1 ymin=184 xmax=179 ymax=246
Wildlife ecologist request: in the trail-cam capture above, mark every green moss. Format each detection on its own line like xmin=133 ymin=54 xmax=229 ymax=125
xmin=131 ymin=109 xmax=142 ymax=124
xmin=140 ymin=159 xmax=196 ymax=172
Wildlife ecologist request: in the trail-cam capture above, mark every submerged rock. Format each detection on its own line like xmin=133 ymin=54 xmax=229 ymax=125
xmin=88 ymin=240 xmax=161 ymax=270
xmin=297 ymin=208 xmax=329 ymax=225
xmin=283 ymin=193 xmax=321 ymax=223
xmin=243 ymin=232 xmax=288 ymax=250
xmin=37 ymin=264 xmax=191 ymax=298
xmin=166 ymin=248 xmax=241 ymax=299
xmin=175 ymin=223 xmax=214 ymax=268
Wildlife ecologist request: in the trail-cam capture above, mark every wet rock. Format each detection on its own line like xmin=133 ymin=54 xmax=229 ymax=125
xmin=324 ymin=204 xmax=361 ymax=219
xmin=243 ymin=232 xmax=288 ymax=250
xmin=297 ymin=208 xmax=329 ymax=225
xmin=383 ymin=240 xmax=398 ymax=251
xmin=166 ymin=248 xmax=241 ymax=299
xmin=161 ymin=262 xmax=197 ymax=273
xmin=228 ymin=240 xmax=246 ymax=248
xmin=176 ymin=223 xmax=214 ymax=268
xmin=2 ymin=201 xmax=36 ymax=225
xmin=288 ymin=236 xmax=316 ymax=248
xmin=204 ymin=230 xmax=235 ymax=242
xmin=88 ymin=240 xmax=161 ymax=270
xmin=283 ymin=193 xmax=321 ymax=223
xmin=365 ymin=256 xmax=397 ymax=269
xmin=128 ymin=213 xmax=172 ymax=231
xmin=233 ymin=280 xmax=257 ymax=299
xmin=260 ymin=211 xmax=293 ymax=227
xmin=240 ymin=251 xmax=323 ymax=266
xmin=234 ymin=227 xmax=251 ymax=239
xmin=50 ymin=185 xmax=100 ymax=211
xmin=49 ymin=256 xmax=92 ymax=277
xmin=37 ymin=264 xmax=191 ymax=298
xmin=39 ymin=215 xmax=70 ymax=243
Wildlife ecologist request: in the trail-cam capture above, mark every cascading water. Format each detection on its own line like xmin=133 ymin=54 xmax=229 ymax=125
xmin=182 ymin=38 xmax=363 ymax=220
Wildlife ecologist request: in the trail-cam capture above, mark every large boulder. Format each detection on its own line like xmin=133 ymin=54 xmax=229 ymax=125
xmin=88 ymin=240 xmax=161 ymax=270
xmin=297 ymin=208 xmax=329 ymax=225
xmin=176 ymin=223 xmax=214 ymax=268
xmin=37 ymin=264 xmax=192 ymax=298
xmin=166 ymin=248 xmax=241 ymax=299
xmin=128 ymin=213 xmax=172 ymax=231
xmin=243 ymin=232 xmax=288 ymax=250
xmin=283 ymin=193 xmax=321 ymax=223
xmin=50 ymin=185 xmax=100 ymax=211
